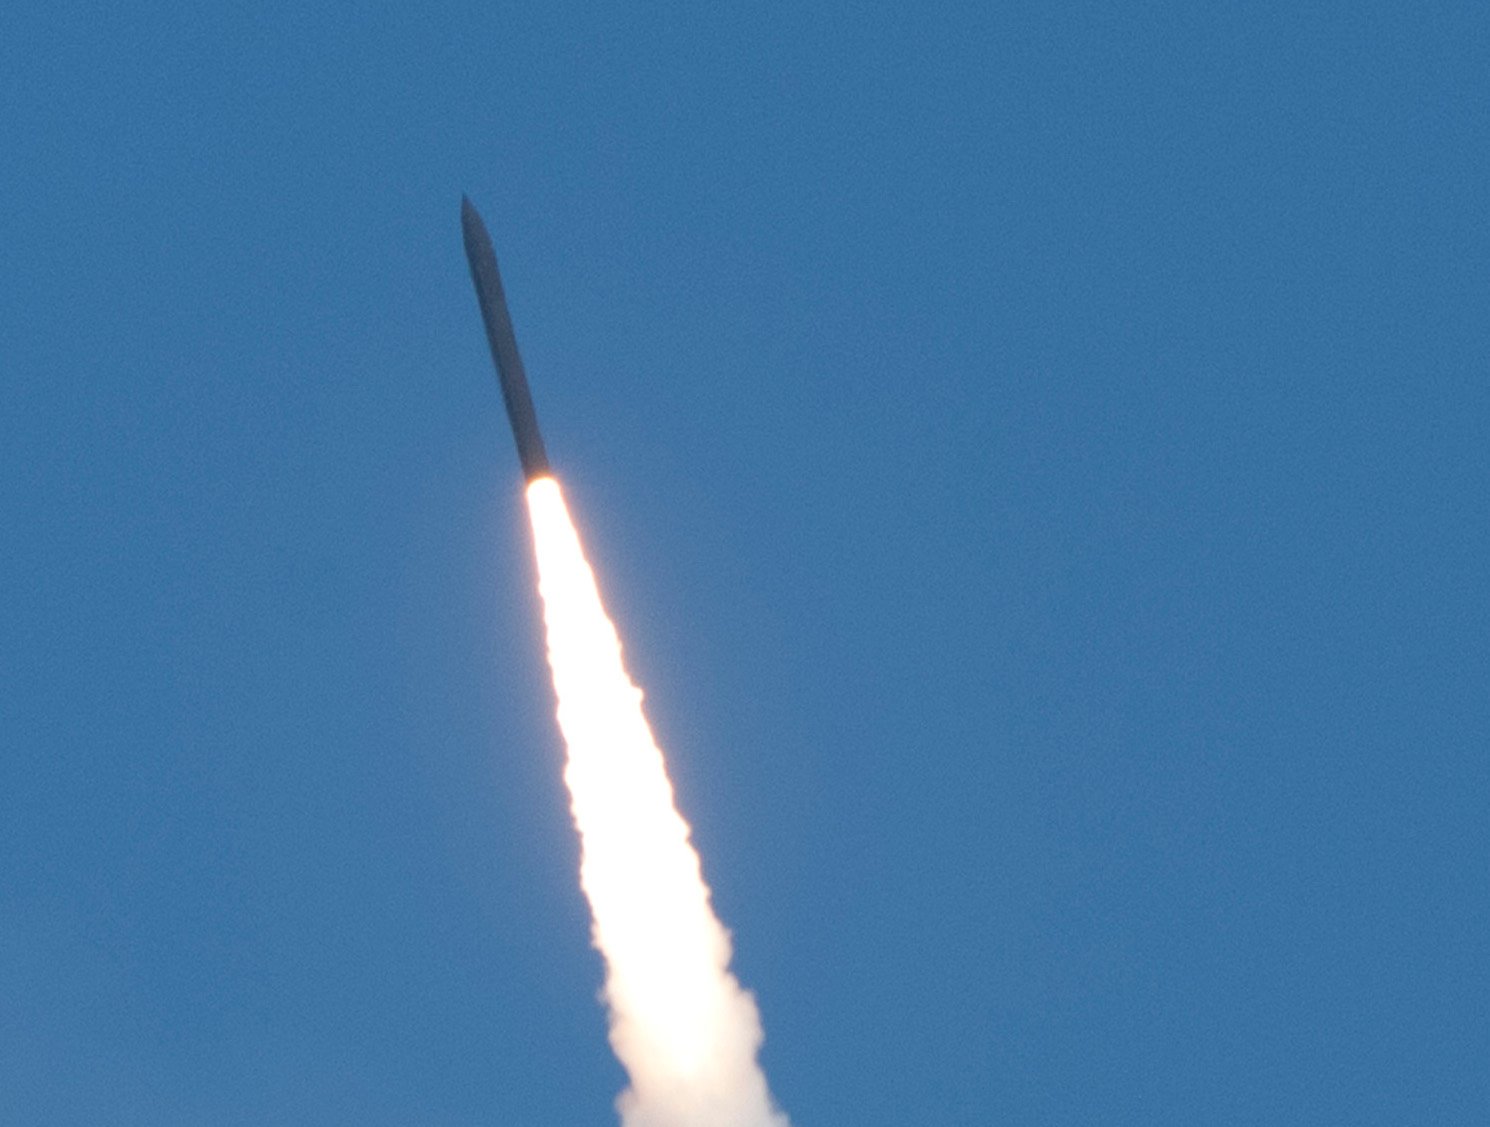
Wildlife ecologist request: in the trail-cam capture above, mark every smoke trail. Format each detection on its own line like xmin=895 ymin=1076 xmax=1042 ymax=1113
xmin=524 ymin=476 xmax=789 ymax=1127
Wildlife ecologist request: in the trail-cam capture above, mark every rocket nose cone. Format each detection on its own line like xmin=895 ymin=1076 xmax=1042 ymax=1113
xmin=460 ymin=195 xmax=485 ymax=246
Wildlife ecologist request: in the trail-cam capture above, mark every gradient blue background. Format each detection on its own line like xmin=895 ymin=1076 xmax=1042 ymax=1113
xmin=3 ymin=3 xmax=1486 ymax=1123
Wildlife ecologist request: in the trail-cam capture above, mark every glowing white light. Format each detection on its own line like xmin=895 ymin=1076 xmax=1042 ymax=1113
xmin=525 ymin=476 xmax=788 ymax=1127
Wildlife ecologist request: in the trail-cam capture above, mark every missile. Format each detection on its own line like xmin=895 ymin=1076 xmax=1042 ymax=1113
xmin=461 ymin=196 xmax=551 ymax=480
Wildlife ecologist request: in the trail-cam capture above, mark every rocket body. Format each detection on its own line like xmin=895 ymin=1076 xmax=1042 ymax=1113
xmin=461 ymin=197 xmax=551 ymax=480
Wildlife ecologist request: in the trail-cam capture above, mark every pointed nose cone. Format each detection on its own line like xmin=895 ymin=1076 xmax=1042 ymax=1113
xmin=460 ymin=194 xmax=483 ymax=251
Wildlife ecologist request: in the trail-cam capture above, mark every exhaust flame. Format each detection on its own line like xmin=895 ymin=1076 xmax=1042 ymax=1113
xmin=524 ymin=476 xmax=789 ymax=1127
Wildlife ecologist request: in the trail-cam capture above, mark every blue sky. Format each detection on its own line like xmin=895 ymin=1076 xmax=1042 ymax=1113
xmin=3 ymin=2 xmax=1486 ymax=1123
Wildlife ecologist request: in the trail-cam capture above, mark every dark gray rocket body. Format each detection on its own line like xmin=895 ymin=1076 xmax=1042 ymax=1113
xmin=461 ymin=197 xmax=551 ymax=480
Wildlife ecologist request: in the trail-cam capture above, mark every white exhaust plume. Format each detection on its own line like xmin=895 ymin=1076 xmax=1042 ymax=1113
xmin=524 ymin=476 xmax=789 ymax=1127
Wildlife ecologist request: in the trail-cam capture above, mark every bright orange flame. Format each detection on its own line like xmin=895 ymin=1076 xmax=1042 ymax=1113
xmin=525 ymin=476 xmax=788 ymax=1127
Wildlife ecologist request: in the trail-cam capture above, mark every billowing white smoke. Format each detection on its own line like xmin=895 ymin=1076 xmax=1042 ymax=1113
xmin=525 ymin=477 xmax=789 ymax=1127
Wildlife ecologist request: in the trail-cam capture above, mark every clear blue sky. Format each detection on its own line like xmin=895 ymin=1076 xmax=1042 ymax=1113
xmin=3 ymin=3 xmax=1486 ymax=1123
